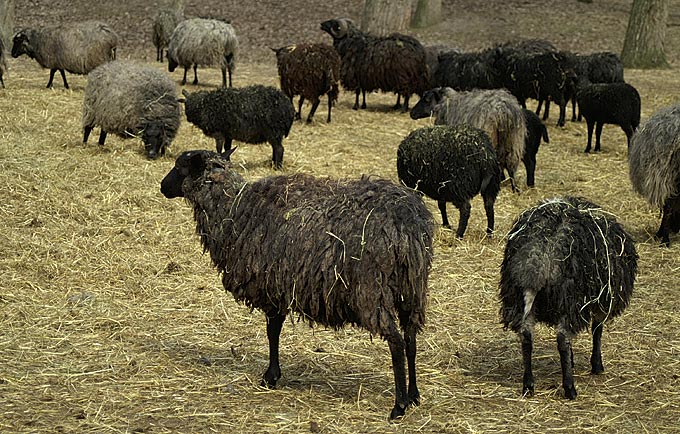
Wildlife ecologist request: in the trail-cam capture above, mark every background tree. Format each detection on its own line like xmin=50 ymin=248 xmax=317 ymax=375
xmin=621 ymin=0 xmax=669 ymax=68
xmin=411 ymin=0 xmax=442 ymax=28
xmin=361 ymin=0 xmax=411 ymax=35
xmin=0 ymin=0 xmax=14 ymax=49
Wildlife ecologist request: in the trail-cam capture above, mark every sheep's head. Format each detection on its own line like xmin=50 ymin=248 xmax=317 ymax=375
xmin=161 ymin=149 xmax=236 ymax=199
xmin=167 ymin=55 xmax=179 ymax=72
xmin=320 ymin=18 xmax=354 ymax=40
xmin=11 ymin=30 xmax=31 ymax=58
xmin=142 ymin=121 xmax=168 ymax=160
xmin=410 ymin=87 xmax=448 ymax=120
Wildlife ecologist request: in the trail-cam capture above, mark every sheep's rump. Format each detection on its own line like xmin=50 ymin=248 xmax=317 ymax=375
xmin=500 ymin=197 xmax=637 ymax=334
xmin=275 ymin=43 xmax=340 ymax=102
xmin=198 ymin=173 xmax=434 ymax=334
xmin=629 ymin=104 xmax=680 ymax=208
xmin=28 ymin=21 xmax=117 ymax=74
xmin=168 ymin=18 xmax=237 ymax=69
xmin=82 ymin=60 xmax=180 ymax=138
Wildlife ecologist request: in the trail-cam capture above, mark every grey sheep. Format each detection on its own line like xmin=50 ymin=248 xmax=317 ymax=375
xmin=522 ymin=108 xmax=550 ymax=187
xmin=181 ymin=85 xmax=295 ymax=169
xmin=397 ymin=125 xmax=501 ymax=238
xmin=577 ymin=82 xmax=640 ymax=153
xmin=152 ymin=5 xmax=184 ymax=63
xmin=82 ymin=60 xmax=181 ymax=159
xmin=160 ymin=149 xmax=434 ymax=420
xmin=320 ymin=17 xmax=428 ymax=112
xmin=167 ymin=18 xmax=238 ymax=88
xmin=11 ymin=20 xmax=118 ymax=89
xmin=629 ymin=103 xmax=680 ymax=246
xmin=272 ymin=43 xmax=341 ymax=123
xmin=500 ymin=196 xmax=638 ymax=399
xmin=410 ymin=87 xmax=526 ymax=192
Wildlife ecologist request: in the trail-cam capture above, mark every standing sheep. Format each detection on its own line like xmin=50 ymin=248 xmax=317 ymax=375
xmin=82 ymin=61 xmax=181 ymax=159
xmin=410 ymin=87 xmax=526 ymax=192
xmin=577 ymin=82 xmax=640 ymax=153
xmin=11 ymin=21 xmax=118 ymax=89
xmin=320 ymin=17 xmax=428 ymax=112
xmin=152 ymin=1 xmax=184 ymax=63
xmin=500 ymin=196 xmax=638 ymax=399
xmin=272 ymin=43 xmax=341 ymax=123
xmin=570 ymin=51 xmax=624 ymax=121
xmin=522 ymin=108 xmax=550 ymax=187
xmin=181 ymin=85 xmax=295 ymax=169
xmin=397 ymin=125 xmax=501 ymax=238
xmin=167 ymin=18 xmax=238 ymax=88
xmin=629 ymin=103 xmax=680 ymax=246
xmin=160 ymin=149 xmax=434 ymax=420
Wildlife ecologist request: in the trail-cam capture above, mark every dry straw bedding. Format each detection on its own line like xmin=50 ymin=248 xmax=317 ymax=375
xmin=0 ymin=59 xmax=679 ymax=433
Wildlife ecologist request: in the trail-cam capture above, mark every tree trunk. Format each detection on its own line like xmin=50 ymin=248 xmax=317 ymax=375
xmin=621 ymin=0 xmax=669 ymax=68
xmin=0 ymin=0 xmax=14 ymax=49
xmin=411 ymin=0 xmax=442 ymax=28
xmin=362 ymin=0 xmax=412 ymax=36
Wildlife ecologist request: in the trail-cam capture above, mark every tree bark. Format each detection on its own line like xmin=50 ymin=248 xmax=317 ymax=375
xmin=361 ymin=0 xmax=412 ymax=36
xmin=0 ymin=0 xmax=14 ymax=49
xmin=621 ymin=0 xmax=669 ymax=68
xmin=411 ymin=0 xmax=442 ymax=28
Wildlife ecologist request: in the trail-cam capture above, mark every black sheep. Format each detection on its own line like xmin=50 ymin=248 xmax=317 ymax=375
xmin=570 ymin=51 xmax=625 ymax=121
xmin=181 ymin=85 xmax=295 ymax=169
xmin=522 ymin=108 xmax=550 ymax=187
xmin=577 ymin=82 xmax=640 ymax=153
xmin=320 ymin=17 xmax=428 ymax=112
xmin=161 ymin=149 xmax=434 ymax=420
xmin=272 ymin=43 xmax=341 ymax=123
xmin=500 ymin=196 xmax=638 ymax=399
xmin=432 ymin=48 xmax=502 ymax=91
xmin=397 ymin=125 xmax=501 ymax=238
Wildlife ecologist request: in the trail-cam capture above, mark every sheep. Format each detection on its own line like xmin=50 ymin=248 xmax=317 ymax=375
xmin=11 ymin=21 xmax=118 ymax=89
xmin=320 ymin=17 xmax=428 ymax=112
xmin=577 ymin=82 xmax=640 ymax=153
xmin=272 ymin=43 xmax=341 ymax=123
xmin=0 ymin=36 xmax=6 ymax=88
xmin=570 ymin=51 xmax=625 ymax=121
xmin=410 ymin=86 xmax=526 ymax=192
xmin=181 ymin=85 xmax=295 ymax=169
xmin=629 ymin=103 xmax=680 ymax=246
xmin=160 ymin=149 xmax=434 ymax=420
xmin=167 ymin=18 xmax=238 ymax=88
xmin=82 ymin=60 xmax=181 ymax=159
xmin=522 ymin=108 xmax=550 ymax=187
xmin=432 ymin=48 xmax=502 ymax=91
xmin=500 ymin=196 xmax=638 ymax=400
xmin=152 ymin=5 xmax=184 ymax=63
xmin=397 ymin=125 xmax=501 ymax=238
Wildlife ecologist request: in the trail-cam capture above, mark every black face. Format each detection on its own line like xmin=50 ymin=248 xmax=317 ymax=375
xmin=320 ymin=19 xmax=342 ymax=38
xmin=11 ymin=32 xmax=29 ymax=58
xmin=160 ymin=150 xmax=212 ymax=198
xmin=168 ymin=57 xmax=178 ymax=72
xmin=410 ymin=88 xmax=443 ymax=120
xmin=142 ymin=122 xmax=165 ymax=159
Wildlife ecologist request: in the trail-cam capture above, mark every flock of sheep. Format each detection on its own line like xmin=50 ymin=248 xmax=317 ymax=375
xmin=2 ymin=3 xmax=680 ymax=421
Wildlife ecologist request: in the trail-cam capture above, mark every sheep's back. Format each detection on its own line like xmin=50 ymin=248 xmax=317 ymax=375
xmin=168 ymin=18 xmax=238 ymax=68
xmin=629 ymin=104 xmax=680 ymax=207
xmin=276 ymin=44 xmax=340 ymax=101
xmin=37 ymin=21 xmax=117 ymax=74
xmin=578 ymin=83 xmax=640 ymax=126
xmin=359 ymin=34 xmax=427 ymax=95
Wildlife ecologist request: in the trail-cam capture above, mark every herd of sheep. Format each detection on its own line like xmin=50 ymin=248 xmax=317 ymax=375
xmin=3 ymin=5 xmax=680 ymax=421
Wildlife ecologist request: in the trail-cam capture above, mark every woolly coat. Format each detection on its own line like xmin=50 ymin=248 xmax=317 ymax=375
xmin=577 ymin=83 xmax=641 ymax=131
xmin=629 ymin=103 xmax=680 ymax=208
xmin=11 ymin=21 xmax=118 ymax=74
xmin=500 ymin=197 xmax=637 ymax=335
xmin=433 ymin=49 xmax=501 ymax=91
xmin=274 ymin=43 xmax=340 ymax=107
xmin=161 ymin=150 xmax=434 ymax=335
xmin=167 ymin=18 xmax=237 ymax=71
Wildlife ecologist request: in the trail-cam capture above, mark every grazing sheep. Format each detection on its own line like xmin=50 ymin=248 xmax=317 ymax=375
xmin=167 ymin=18 xmax=238 ymax=88
xmin=181 ymin=85 xmax=295 ymax=169
xmin=82 ymin=60 xmax=181 ymax=159
xmin=432 ymin=48 xmax=502 ymax=91
xmin=629 ymin=103 xmax=680 ymax=246
xmin=152 ymin=6 xmax=184 ymax=63
xmin=410 ymin=87 xmax=526 ymax=192
xmin=522 ymin=108 xmax=550 ymax=187
xmin=160 ymin=149 xmax=434 ymax=420
xmin=397 ymin=125 xmax=501 ymax=238
xmin=500 ymin=196 xmax=638 ymax=399
xmin=272 ymin=43 xmax=341 ymax=123
xmin=320 ymin=17 xmax=428 ymax=112
xmin=0 ymin=36 xmax=6 ymax=88
xmin=11 ymin=21 xmax=118 ymax=89
xmin=577 ymin=82 xmax=640 ymax=153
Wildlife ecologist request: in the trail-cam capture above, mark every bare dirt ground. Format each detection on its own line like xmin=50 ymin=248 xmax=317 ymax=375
xmin=2 ymin=1 xmax=680 ymax=433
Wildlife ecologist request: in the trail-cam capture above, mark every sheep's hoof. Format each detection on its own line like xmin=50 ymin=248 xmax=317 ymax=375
xmin=522 ymin=385 xmax=534 ymax=397
xmin=389 ymin=404 xmax=406 ymax=420
xmin=563 ymin=385 xmax=577 ymax=400
xmin=591 ymin=365 xmax=604 ymax=375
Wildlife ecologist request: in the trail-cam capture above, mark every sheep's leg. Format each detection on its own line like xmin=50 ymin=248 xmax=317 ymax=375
xmin=404 ymin=325 xmax=420 ymax=407
xmin=523 ymin=154 xmax=536 ymax=188
xmin=46 ymin=69 xmax=57 ymax=88
xmin=360 ymin=89 xmax=367 ymax=109
xmin=306 ymin=97 xmax=320 ymax=124
xmin=556 ymin=101 xmax=566 ymax=127
xmin=220 ymin=67 xmax=227 ymax=88
xmin=571 ymin=95 xmax=578 ymax=122
xmin=296 ymin=96 xmax=304 ymax=120
xmin=623 ymin=125 xmax=635 ymax=148
xmin=507 ymin=168 xmax=520 ymax=193
xmin=98 ymin=130 xmax=107 ymax=146
xmin=521 ymin=327 xmax=535 ymax=396
xmin=57 ymin=70 xmax=69 ymax=89
xmin=181 ymin=68 xmax=188 ymax=85
xmin=385 ymin=319 xmax=408 ymax=420
xmin=353 ymin=89 xmax=360 ymax=110
xmin=261 ymin=313 xmax=285 ymax=388
xmin=590 ymin=322 xmax=605 ymax=374
xmin=584 ymin=120 xmax=595 ymax=153
xmin=393 ymin=94 xmax=401 ymax=110
xmin=402 ymin=94 xmax=410 ymax=113
xmin=271 ymin=139 xmax=284 ymax=170
xmin=557 ymin=325 xmax=577 ymax=399
xmin=326 ymin=94 xmax=333 ymax=123
xmin=437 ymin=200 xmax=451 ymax=228
xmin=594 ymin=122 xmax=604 ymax=152
xmin=192 ymin=64 xmax=199 ymax=85
xmin=656 ymin=199 xmax=674 ymax=246
xmin=455 ymin=200 xmax=472 ymax=239
xmin=215 ymin=135 xmax=226 ymax=154
xmin=83 ymin=126 xmax=93 ymax=143
xmin=535 ymin=99 xmax=543 ymax=116
xmin=482 ymin=193 xmax=495 ymax=235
